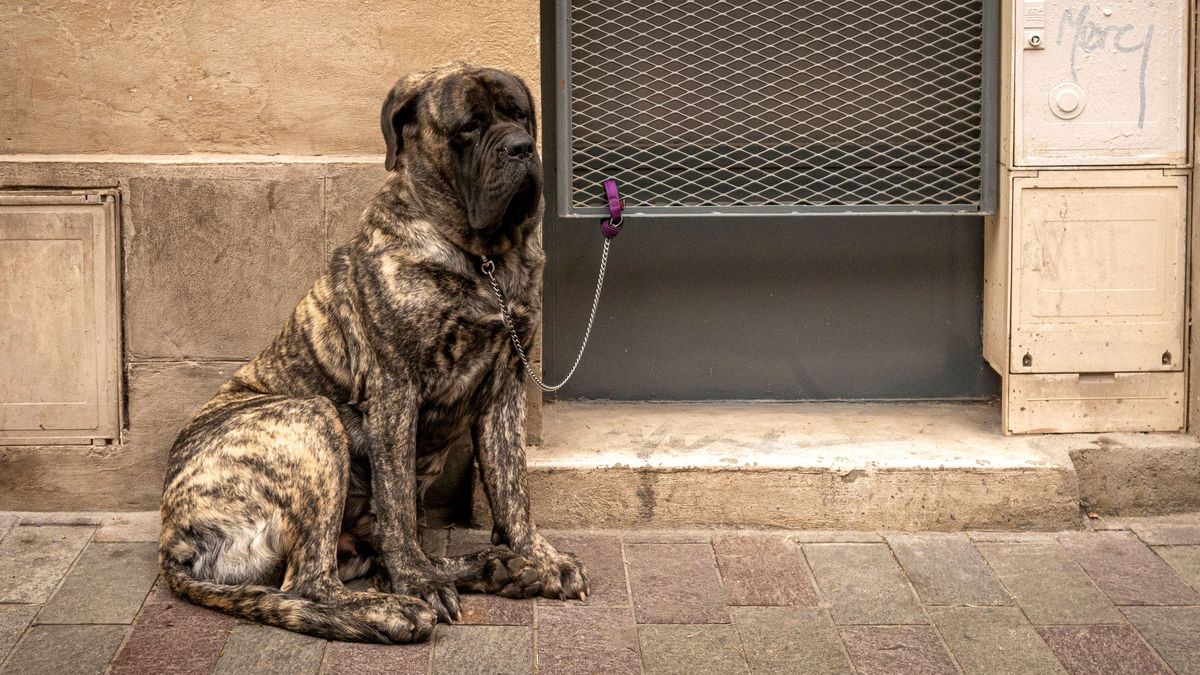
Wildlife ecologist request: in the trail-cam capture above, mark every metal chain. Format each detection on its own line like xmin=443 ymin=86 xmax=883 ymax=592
xmin=480 ymin=238 xmax=611 ymax=392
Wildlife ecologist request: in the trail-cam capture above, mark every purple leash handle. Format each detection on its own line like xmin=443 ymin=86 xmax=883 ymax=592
xmin=600 ymin=178 xmax=624 ymax=239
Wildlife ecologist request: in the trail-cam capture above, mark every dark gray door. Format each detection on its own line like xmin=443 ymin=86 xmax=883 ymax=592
xmin=541 ymin=0 xmax=999 ymax=400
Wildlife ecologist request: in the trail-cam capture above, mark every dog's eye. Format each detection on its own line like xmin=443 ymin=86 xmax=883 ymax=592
xmin=511 ymin=110 xmax=528 ymax=122
xmin=459 ymin=121 xmax=481 ymax=136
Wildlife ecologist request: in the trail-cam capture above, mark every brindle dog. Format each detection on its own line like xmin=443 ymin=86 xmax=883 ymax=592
xmin=158 ymin=63 xmax=588 ymax=644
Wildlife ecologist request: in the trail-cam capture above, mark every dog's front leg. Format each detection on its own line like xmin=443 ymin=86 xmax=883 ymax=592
xmin=473 ymin=370 xmax=589 ymax=601
xmin=364 ymin=378 xmax=462 ymax=623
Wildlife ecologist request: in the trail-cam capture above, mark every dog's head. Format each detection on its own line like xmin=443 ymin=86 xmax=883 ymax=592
xmin=381 ymin=64 xmax=542 ymax=245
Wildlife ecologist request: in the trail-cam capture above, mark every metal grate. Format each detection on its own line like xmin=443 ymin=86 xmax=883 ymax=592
xmin=566 ymin=0 xmax=987 ymax=212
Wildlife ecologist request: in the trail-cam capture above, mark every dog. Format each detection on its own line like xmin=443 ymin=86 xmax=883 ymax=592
xmin=158 ymin=63 xmax=588 ymax=644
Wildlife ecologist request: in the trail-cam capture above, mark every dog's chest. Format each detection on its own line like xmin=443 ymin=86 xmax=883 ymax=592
xmin=422 ymin=281 xmax=535 ymax=401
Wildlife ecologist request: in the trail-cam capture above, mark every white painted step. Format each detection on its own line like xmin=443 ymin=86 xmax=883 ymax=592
xmin=475 ymin=401 xmax=1197 ymax=531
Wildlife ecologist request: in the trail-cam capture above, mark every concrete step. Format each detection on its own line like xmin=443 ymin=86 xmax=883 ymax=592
xmin=474 ymin=401 xmax=1200 ymax=531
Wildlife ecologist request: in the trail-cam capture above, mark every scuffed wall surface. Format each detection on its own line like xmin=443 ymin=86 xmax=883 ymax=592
xmin=0 ymin=160 xmax=388 ymax=509
xmin=0 ymin=1 xmax=542 ymax=510
xmin=1 ymin=0 xmax=539 ymax=154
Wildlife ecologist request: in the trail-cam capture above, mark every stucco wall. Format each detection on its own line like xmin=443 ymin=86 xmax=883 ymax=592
xmin=1 ymin=1 xmax=541 ymax=510
xmin=1 ymin=0 xmax=539 ymax=155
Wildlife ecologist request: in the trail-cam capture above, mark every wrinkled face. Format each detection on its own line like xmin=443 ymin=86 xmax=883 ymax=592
xmin=382 ymin=66 xmax=543 ymax=240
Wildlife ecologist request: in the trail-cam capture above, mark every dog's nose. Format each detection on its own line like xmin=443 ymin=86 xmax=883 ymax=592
xmin=501 ymin=136 xmax=534 ymax=160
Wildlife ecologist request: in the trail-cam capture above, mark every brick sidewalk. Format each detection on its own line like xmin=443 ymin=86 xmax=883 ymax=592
xmin=0 ymin=513 xmax=1198 ymax=674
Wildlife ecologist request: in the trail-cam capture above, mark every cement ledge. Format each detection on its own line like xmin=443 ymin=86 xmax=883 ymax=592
xmin=475 ymin=401 xmax=1200 ymax=531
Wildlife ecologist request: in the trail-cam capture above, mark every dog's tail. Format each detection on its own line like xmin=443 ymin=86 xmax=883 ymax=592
xmin=159 ymin=551 xmax=397 ymax=644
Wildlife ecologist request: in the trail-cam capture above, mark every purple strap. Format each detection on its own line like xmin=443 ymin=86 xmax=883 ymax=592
xmin=604 ymin=178 xmax=623 ymax=221
xmin=600 ymin=178 xmax=624 ymax=239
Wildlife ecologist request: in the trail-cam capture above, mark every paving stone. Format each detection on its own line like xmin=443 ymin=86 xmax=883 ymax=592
xmin=1122 ymin=607 xmax=1200 ymax=675
xmin=540 ymin=533 xmax=629 ymax=606
xmin=0 ymin=605 xmax=37 ymax=658
xmin=1059 ymin=531 xmax=1199 ymax=606
xmin=782 ymin=531 xmax=883 ymax=543
xmin=142 ymin=577 xmax=174 ymax=605
xmin=976 ymin=543 xmax=1124 ymax=624
xmin=803 ymin=544 xmax=925 ymax=625
xmin=214 ymin=624 xmax=325 ymax=675
xmin=111 ymin=599 xmax=236 ymax=675
xmin=430 ymin=625 xmax=532 ymax=674
xmin=732 ymin=607 xmax=851 ymax=674
xmin=95 ymin=512 xmax=161 ymax=543
xmin=968 ymin=531 xmax=1062 ymax=543
xmin=125 ymin=176 xmax=327 ymax=359
xmin=0 ymin=515 xmax=16 ymax=542
xmin=1153 ymin=545 xmax=1200 ymax=590
xmin=838 ymin=626 xmax=958 ymax=675
xmin=1131 ymin=522 xmax=1200 ymax=545
xmin=637 ymin=624 xmax=747 ymax=675
xmin=537 ymin=606 xmax=641 ymax=675
xmin=624 ymin=543 xmax=728 ymax=624
xmin=886 ymin=533 xmax=1012 ymax=606
xmin=1123 ymin=516 xmax=1200 ymax=542
xmin=37 ymin=542 xmax=159 ymax=624
xmin=929 ymin=606 xmax=1065 ymax=675
xmin=713 ymin=536 xmax=818 ymax=606
xmin=0 ymin=525 xmax=92 ymax=603
xmin=1036 ymin=625 xmax=1170 ymax=675
xmin=8 ymin=513 xmax=104 ymax=526
xmin=322 ymin=640 xmax=430 ymax=675
xmin=458 ymin=595 xmax=533 ymax=625
xmin=0 ymin=624 xmax=127 ymax=675
xmin=621 ymin=530 xmax=714 ymax=543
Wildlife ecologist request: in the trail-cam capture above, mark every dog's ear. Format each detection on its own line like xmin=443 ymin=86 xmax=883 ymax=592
xmin=381 ymin=78 xmax=420 ymax=172
xmin=517 ymin=77 xmax=537 ymax=140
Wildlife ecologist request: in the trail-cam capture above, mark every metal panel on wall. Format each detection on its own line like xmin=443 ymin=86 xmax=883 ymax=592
xmin=1009 ymin=171 xmax=1187 ymax=374
xmin=1012 ymin=0 xmax=1190 ymax=166
xmin=0 ymin=191 xmax=122 ymax=444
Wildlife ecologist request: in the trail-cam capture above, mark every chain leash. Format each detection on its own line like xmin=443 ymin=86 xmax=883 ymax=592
xmin=480 ymin=237 xmax=611 ymax=392
xmin=480 ymin=178 xmax=624 ymax=392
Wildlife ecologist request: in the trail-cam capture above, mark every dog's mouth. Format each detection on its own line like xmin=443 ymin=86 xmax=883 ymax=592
xmin=468 ymin=163 xmax=541 ymax=235
xmin=498 ymin=176 xmax=537 ymax=231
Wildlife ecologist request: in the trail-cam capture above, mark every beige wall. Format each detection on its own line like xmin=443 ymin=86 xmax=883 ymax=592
xmin=0 ymin=1 xmax=542 ymax=510
xmin=1 ymin=0 xmax=539 ymax=155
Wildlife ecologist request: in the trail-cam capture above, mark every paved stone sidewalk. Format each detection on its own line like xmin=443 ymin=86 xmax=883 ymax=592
xmin=1 ymin=513 xmax=1199 ymax=674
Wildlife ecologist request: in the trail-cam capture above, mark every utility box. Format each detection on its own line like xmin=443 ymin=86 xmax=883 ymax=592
xmin=1009 ymin=171 xmax=1187 ymax=375
xmin=987 ymin=0 xmax=1193 ymax=434
xmin=985 ymin=169 xmax=1188 ymax=432
xmin=0 ymin=190 xmax=122 ymax=445
xmin=1010 ymin=0 xmax=1191 ymax=167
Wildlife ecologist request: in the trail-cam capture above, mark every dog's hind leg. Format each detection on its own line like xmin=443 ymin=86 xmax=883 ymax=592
xmin=160 ymin=395 xmax=437 ymax=643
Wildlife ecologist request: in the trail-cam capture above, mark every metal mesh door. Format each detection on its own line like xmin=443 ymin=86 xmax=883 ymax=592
xmin=563 ymin=0 xmax=991 ymax=213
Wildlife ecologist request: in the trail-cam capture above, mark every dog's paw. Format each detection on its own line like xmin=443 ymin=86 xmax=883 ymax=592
xmin=532 ymin=552 xmax=590 ymax=602
xmin=476 ymin=550 xmax=544 ymax=598
xmin=352 ymin=593 xmax=437 ymax=643
xmin=379 ymin=573 xmax=462 ymax=624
